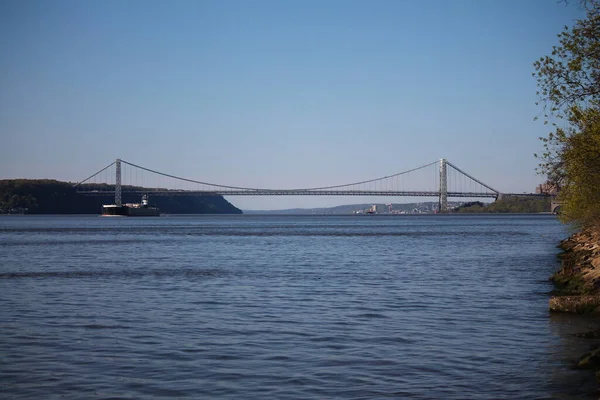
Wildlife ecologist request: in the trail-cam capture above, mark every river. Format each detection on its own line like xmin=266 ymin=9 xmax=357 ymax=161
xmin=1 ymin=214 xmax=598 ymax=399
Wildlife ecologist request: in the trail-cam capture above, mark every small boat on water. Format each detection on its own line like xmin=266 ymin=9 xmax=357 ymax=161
xmin=102 ymin=195 xmax=160 ymax=217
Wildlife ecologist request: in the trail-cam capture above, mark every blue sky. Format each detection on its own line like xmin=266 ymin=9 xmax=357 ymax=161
xmin=0 ymin=0 xmax=584 ymax=210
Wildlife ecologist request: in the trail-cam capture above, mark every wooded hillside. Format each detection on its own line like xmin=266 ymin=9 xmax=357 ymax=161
xmin=0 ymin=180 xmax=242 ymax=214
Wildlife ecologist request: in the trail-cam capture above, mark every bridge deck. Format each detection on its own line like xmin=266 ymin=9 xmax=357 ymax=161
xmin=77 ymin=190 xmax=505 ymax=198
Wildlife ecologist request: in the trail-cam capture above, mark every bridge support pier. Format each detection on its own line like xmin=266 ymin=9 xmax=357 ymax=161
xmin=115 ymin=158 xmax=122 ymax=207
xmin=439 ymin=158 xmax=447 ymax=213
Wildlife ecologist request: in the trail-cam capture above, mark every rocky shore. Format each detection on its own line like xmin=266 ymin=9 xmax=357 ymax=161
xmin=549 ymin=227 xmax=600 ymax=376
xmin=550 ymin=228 xmax=600 ymax=314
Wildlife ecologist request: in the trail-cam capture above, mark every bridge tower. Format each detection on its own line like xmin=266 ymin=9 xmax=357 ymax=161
xmin=439 ymin=158 xmax=447 ymax=213
xmin=115 ymin=158 xmax=122 ymax=207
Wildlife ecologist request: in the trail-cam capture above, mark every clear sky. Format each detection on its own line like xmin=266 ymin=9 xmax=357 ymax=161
xmin=0 ymin=0 xmax=584 ymax=210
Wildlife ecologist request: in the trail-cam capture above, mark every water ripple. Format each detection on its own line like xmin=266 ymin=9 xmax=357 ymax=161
xmin=0 ymin=268 xmax=224 ymax=279
xmin=2 ymin=214 xmax=591 ymax=399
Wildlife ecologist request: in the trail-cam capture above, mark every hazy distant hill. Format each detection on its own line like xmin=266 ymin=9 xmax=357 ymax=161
xmin=244 ymin=197 xmax=551 ymax=214
xmin=243 ymin=202 xmax=458 ymax=214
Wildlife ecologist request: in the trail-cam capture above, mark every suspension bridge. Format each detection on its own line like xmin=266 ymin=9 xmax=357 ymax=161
xmin=74 ymin=158 xmax=547 ymax=212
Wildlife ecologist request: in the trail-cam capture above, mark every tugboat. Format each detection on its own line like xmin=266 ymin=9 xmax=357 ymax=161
xmin=102 ymin=195 xmax=160 ymax=217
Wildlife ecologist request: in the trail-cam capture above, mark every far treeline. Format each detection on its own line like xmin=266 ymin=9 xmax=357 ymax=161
xmin=0 ymin=179 xmax=242 ymax=214
xmin=453 ymin=197 xmax=551 ymax=213
xmin=534 ymin=0 xmax=600 ymax=228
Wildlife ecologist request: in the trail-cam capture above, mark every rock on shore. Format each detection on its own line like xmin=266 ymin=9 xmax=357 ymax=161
xmin=549 ymin=229 xmax=600 ymax=313
xmin=550 ymin=228 xmax=600 ymax=389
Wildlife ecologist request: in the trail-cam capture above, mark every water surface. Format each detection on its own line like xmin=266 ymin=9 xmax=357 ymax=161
xmin=1 ymin=214 xmax=597 ymax=399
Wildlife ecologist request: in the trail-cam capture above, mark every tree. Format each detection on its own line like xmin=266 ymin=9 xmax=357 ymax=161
xmin=534 ymin=0 xmax=600 ymax=226
xmin=557 ymin=107 xmax=600 ymax=224
xmin=534 ymin=0 xmax=600 ymax=119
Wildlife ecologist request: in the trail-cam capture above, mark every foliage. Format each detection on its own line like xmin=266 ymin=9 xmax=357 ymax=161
xmin=534 ymin=0 xmax=600 ymax=227
xmin=454 ymin=197 xmax=551 ymax=213
xmin=0 ymin=179 xmax=242 ymax=214
xmin=454 ymin=201 xmax=485 ymax=212
xmin=533 ymin=0 xmax=600 ymax=121
xmin=557 ymin=107 xmax=600 ymax=224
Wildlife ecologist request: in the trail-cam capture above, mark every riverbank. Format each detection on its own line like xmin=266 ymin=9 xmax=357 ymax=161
xmin=549 ymin=226 xmax=600 ymax=382
xmin=550 ymin=227 xmax=600 ymax=314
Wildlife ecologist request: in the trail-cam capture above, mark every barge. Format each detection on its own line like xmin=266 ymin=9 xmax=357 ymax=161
xmin=102 ymin=194 xmax=160 ymax=217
